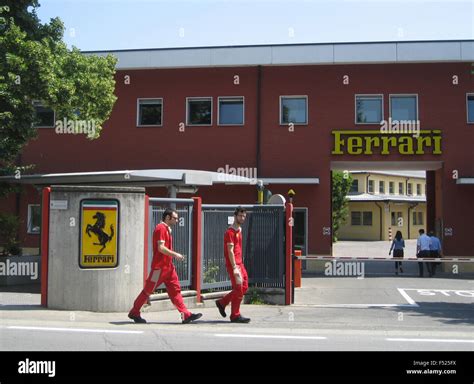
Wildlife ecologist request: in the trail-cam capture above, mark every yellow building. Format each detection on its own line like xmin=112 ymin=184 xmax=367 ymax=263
xmin=338 ymin=171 xmax=426 ymax=241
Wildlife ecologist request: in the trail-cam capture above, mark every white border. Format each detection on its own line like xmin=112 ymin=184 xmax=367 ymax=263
xmin=136 ymin=98 xmax=163 ymax=127
xmin=186 ymin=97 xmax=213 ymax=126
xmin=217 ymin=96 xmax=245 ymax=126
xmin=354 ymin=94 xmax=384 ymax=125
xmin=279 ymin=95 xmax=308 ymax=125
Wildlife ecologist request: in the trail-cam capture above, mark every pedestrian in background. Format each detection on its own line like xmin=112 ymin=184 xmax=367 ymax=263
xmin=389 ymin=230 xmax=405 ymax=275
xmin=416 ymin=229 xmax=432 ymax=277
xmin=428 ymin=231 xmax=442 ymax=277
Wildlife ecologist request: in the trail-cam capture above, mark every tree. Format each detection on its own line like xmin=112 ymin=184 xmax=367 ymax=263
xmin=332 ymin=171 xmax=352 ymax=242
xmin=0 ymin=0 xmax=117 ymax=194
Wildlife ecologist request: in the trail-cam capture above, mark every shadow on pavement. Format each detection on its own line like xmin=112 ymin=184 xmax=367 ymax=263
xmin=381 ymin=302 xmax=474 ymax=325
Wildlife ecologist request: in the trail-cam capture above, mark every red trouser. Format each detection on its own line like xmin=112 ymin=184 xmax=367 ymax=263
xmin=219 ymin=263 xmax=248 ymax=320
xmin=130 ymin=263 xmax=191 ymax=319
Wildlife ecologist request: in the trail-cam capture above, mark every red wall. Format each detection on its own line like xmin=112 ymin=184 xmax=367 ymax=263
xmin=10 ymin=62 xmax=474 ymax=255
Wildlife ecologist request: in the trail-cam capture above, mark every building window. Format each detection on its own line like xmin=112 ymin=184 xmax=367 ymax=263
xmin=218 ymin=97 xmax=244 ymax=125
xmin=368 ymin=180 xmax=374 ymax=193
xmin=355 ymin=95 xmax=383 ymax=124
xmin=391 ymin=212 xmax=403 ymax=226
xmin=407 ymin=183 xmax=413 ymax=195
xmin=362 ymin=212 xmax=373 ymax=226
xmin=416 ymin=184 xmax=421 ymax=195
xmin=187 ymin=97 xmax=212 ymax=125
xmin=351 ymin=211 xmax=361 ymax=226
xmin=33 ymin=101 xmax=55 ymax=128
xmin=351 ymin=211 xmax=372 ymax=226
xmin=467 ymin=94 xmax=474 ymax=123
xmin=379 ymin=181 xmax=385 ymax=194
xmin=27 ymin=205 xmax=41 ymax=234
xmin=350 ymin=180 xmax=359 ymax=193
xmin=280 ymin=96 xmax=308 ymax=125
xmin=399 ymin=182 xmax=404 ymax=195
xmin=137 ymin=99 xmax=162 ymax=126
xmin=390 ymin=95 xmax=418 ymax=121
xmin=389 ymin=182 xmax=394 ymax=194
xmin=413 ymin=211 xmax=424 ymax=225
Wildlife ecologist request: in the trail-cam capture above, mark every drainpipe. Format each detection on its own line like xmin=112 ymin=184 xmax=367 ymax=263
xmin=375 ymin=202 xmax=383 ymax=240
xmin=256 ymin=65 xmax=262 ymax=177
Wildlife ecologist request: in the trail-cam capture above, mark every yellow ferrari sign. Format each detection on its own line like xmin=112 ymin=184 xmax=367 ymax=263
xmin=80 ymin=200 xmax=119 ymax=268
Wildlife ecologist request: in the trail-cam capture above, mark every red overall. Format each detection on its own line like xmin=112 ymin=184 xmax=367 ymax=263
xmin=129 ymin=222 xmax=191 ymax=320
xmin=218 ymin=226 xmax=249 ymax=320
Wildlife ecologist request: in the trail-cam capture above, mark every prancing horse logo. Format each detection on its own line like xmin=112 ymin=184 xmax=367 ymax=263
xmin=85 ymin=212 xmax=114 ymax=253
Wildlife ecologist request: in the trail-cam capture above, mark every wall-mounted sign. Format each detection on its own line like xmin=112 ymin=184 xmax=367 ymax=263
xmin=332 ymin=130 xmax=442 ymax=155
xmin=80 ymin=200 xmax=119 ymax=268
xmin=50 ymin=200 xmax=68 ymax=210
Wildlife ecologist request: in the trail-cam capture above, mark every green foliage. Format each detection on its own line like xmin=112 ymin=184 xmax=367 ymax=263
xmin=246 ymin=287 xmax=266 ymax=305
xmin=332 ymin=171 xmax=352 ymax=243
xmin=0 ymin=1 xmax=117 ymax=183
xmin=203 ymin=262 xmax=220 ymax=284
xmin=0 ymin=212 xmax=21 ymax=256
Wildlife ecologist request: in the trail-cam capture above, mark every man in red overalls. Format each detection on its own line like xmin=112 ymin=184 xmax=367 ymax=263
xmin=215 ymin=207 xmax=250 ymax=323
xmin=128 ymin=208 xmax=202 ymax=324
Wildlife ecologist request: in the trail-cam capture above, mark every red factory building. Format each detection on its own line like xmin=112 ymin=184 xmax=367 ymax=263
xmin=3 ymin=40 xmax=474 ymax=257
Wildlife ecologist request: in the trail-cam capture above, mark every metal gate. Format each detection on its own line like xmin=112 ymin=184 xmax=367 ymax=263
xmin=201 ymin=204 xmax=286 ymax=291
xmin=149 ymin=198 xmax=193 ymax=290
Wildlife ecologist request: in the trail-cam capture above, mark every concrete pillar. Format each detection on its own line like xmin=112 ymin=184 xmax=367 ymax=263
xmin=46 ymin=186 xmax=145 ymax=312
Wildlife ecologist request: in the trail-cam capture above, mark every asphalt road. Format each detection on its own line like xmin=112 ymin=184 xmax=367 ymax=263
xmin=1 ymin=274 xmax=473 ymax=352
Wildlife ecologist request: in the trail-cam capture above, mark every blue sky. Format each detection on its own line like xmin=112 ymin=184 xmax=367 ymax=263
xmin=36 ymin=0 xmax=474 ymax=51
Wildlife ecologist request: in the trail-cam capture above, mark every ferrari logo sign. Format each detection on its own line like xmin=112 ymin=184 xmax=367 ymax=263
xmin=80 ymin=200 xmax=119 ymax=268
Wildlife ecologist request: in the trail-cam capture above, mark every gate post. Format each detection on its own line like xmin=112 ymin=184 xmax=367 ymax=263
xmin=285 ymin=202 xmax=293 ymax=305
xmin=192 ymin=197 xmax=202 ymax=302
xmin=41 ymin=187 xmax=51 ymax=307
xmin=143 ymin=195 xmax=149 ymax=285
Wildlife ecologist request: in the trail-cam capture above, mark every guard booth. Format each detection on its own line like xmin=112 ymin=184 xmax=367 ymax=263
xmin=41 ymin=186 xmax=147 ymax=312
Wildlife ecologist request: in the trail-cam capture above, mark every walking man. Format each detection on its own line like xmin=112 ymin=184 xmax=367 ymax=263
xmin=215 ymin=207 xmax=250 ymax=323
xmin=416 ymin=229 xmax=432 ymax=277
xmin=128 ymin=208 xmax=202 ymax=324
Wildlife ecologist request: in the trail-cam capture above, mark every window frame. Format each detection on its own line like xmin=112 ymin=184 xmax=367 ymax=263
xmin=33 ymin=101 xmax=55 ymax=128
xmin=354 ymin=94 xmax=384 ymax=125
xmin=279 ymin=95 xmax=308 ymax=125
xmin=362 ymin=211 xmax=373 ymax=226
xmin=351 ymin=211 xmax=362 ymax=226
xmin=27 ymin=204 xmax=41 ymax=235
xmin=379 ymin=180 xmax=385 ymax=194
xmin=217 ymin=96 xmax=245 ymax=126
xmin=186 ymin=97 xmax=213 ymax=126
xmin=467 ymin=93 xmax=474 ymax=124
xmin=389 ymin=181 xmax=395 ymax=194
xmin=368 ymin=180 xmax=374 ymax=194
xmin=389 ymin=94 xmax=419 ymax=122
xmin=136 ymin=98 xmax=163 ymax=127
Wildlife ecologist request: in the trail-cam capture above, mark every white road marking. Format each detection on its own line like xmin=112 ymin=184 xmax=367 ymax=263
xmin=5 ymin=326 xmax=143 ymax=334
xmin=292 ymin=303 xmax=416 ymax=308
xmin=214 ymin=333 xmax=326 ymax=340
xmin=387 ymin=338 xmax=474 ymax=344
xmin=397 ymin=288 xmax=419 ymax=306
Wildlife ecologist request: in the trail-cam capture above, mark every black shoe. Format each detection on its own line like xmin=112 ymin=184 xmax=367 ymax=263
xmin=182 ymin=313 xmax=202 ymax=324
xmin=230 ymin=315 xmax=251 ymax=323
xmin=128 ymin=313 xmax=147 ymax=324
xmin=216 ymin=300 xmax=226 ymax=318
